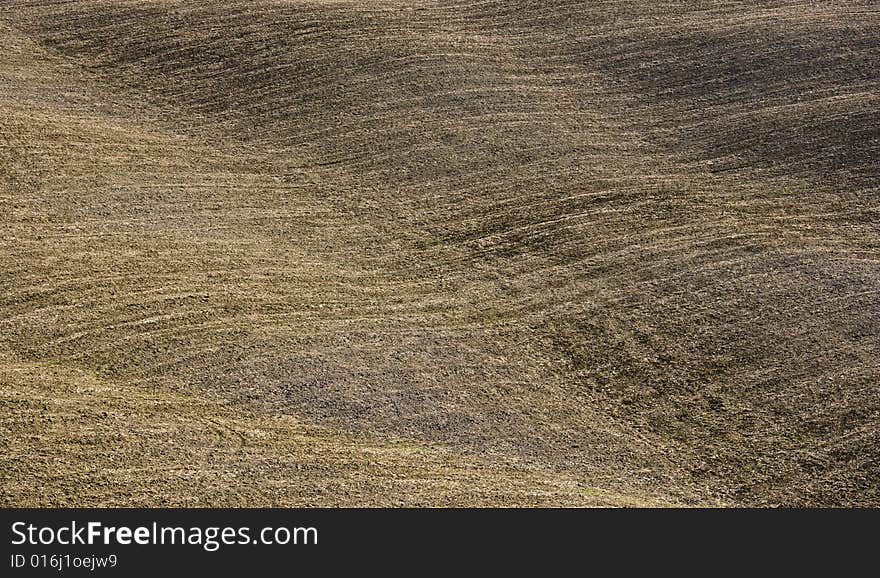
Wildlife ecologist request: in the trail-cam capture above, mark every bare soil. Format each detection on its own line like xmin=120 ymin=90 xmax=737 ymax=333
xmin=1 ymin=1 xmax=878 ymax=506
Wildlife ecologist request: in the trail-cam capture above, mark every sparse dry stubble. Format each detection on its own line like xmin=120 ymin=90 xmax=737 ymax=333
xmin=1 ymin=1 xmax=878 ymax=506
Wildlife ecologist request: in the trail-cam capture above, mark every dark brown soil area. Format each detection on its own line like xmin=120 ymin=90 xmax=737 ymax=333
xmin=2 ymin=1 xmax=878 ymax=506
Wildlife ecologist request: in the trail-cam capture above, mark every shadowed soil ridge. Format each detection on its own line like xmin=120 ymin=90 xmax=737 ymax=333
xmin=1 ymin=1 xmax=878 ymax=506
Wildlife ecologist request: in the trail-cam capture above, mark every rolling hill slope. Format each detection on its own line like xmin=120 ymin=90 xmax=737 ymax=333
xmin=2 ymin=1 xmax=878 ymax=506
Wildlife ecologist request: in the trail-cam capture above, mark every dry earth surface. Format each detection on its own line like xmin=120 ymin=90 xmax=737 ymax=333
xmin=1 ymin=0 xmax=878 ymax=506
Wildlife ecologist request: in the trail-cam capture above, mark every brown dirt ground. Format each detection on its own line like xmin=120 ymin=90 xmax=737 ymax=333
xmin=1 ymin=1 xmax=878 ymax=506
xmin=2 ymin=354 xmax=665 ymax=506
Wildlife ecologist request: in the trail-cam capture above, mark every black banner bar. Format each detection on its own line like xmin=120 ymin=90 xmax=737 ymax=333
xmin=1 ymin=509 xmax=875 ymax=574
